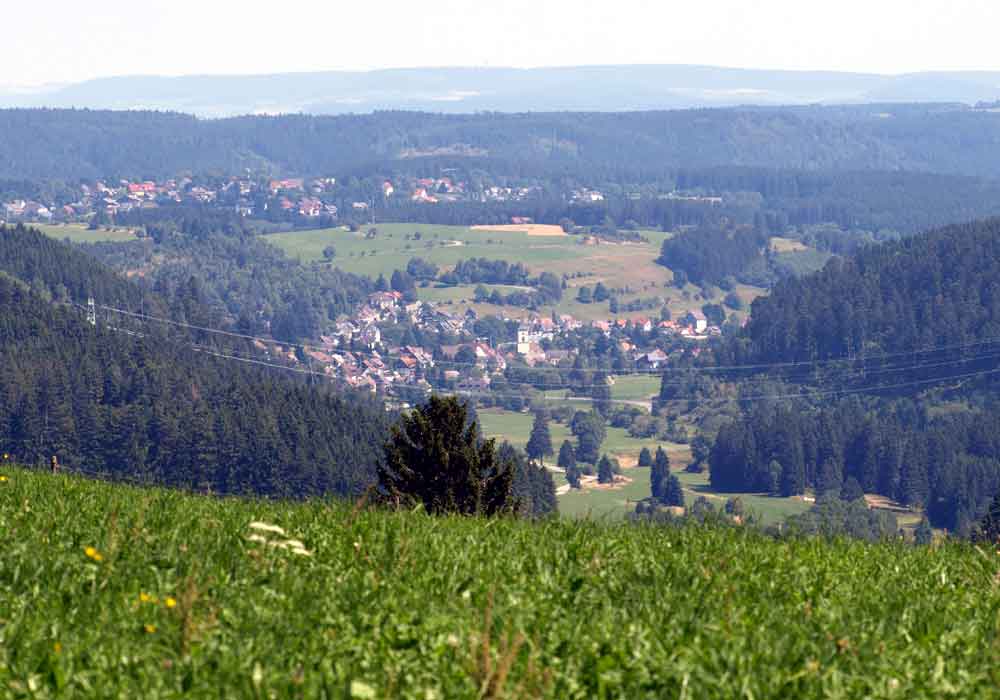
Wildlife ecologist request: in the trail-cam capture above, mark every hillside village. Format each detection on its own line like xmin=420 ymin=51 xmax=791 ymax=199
xmin=0 ymin=171 xmax=731 ymax=229
xmin=1 ymin=175 xmax=578 ymax=225
xmin=293 ymin=289 xmax=718 ymax=400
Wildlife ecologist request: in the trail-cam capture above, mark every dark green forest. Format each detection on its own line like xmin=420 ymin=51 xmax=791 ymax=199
xmin=5 ymin=106 xmax=1000 ymax=181
xmin=703 ymin=218 xmax=1000 ymax=532
xmin=0 ymin=226 xmax=556 ymax=513
xmin=727 ymin=218 xmax=1000 ymax=364
xmin=0 ymin=270 xmax=392 ymax=497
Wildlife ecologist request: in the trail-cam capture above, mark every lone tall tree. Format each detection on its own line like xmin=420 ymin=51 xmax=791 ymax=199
xmin=651 ymin=446 xmax=671 ymax=500
xmin=526 ymin=410 xmax=554 ymax=465
xmin=378 ymin=396 xmax=515 ymax=515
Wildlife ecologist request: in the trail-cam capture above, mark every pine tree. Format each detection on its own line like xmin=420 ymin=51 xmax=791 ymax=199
xmin=662 ymin=474 xmax=685 ymax=507
xmin=572 ymin=411 xmax=606 ymax=464
xmin=651 ymin=446 xmax=670 ymax=499
xmin=379 ymin=395 xmax=515 ymax=516
xmin=526 ymin=410 xmax=554 ymax=465
xmin=557 ymin=440 xmax=576 ymax=472
xmin=591 ymin=372 xmax=612 ymax=418
xmin=597 ymin=455 xmax=615 ymax=484
xmin=566 ymin=465 xmax=582 ymax=489
xmin=638 ymin=447 xmax=653 ymax=467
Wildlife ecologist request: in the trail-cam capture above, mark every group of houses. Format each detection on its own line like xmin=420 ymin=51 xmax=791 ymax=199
xmin=284 ymin=287 xmax=721 ymax=401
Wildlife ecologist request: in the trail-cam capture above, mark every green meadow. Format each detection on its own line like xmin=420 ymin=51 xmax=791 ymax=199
xmin=33 ymin=223 xmax=140 ymax=244
xmin=2 ymin=467 xmax=999 ymax=698
xmin=263 ymin=224 xmax=758 ymax=321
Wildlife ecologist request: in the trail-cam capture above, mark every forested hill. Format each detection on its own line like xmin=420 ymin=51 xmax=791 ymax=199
xmin=725 ymin=217 xmax=1000 ymax=364
xmin=708 ymin=218 xmax=1000 ymax=531
xmin=5 ymin=105 xmax=1000 ymax=180
xmin=0 ymin=264 xmax=393 ymax=497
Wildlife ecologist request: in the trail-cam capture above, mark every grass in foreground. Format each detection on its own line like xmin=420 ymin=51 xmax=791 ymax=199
xmin=3 ymin=468 xmax=1000 ymax=698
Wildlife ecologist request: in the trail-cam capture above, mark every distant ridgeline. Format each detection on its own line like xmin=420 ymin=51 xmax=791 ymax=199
xmin=0 ymin=226 xmax=392 ymax=497
xmin=5 ymin=106 xmax=1000 ymax=182
xmin=708 ymin=218 xmax=1000 ymax=532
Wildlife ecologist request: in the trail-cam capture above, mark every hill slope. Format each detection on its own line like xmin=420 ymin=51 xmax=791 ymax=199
xmin=6 ymin=105 xmax=1000 ymax=180
xmin=1 ymin=468 xmax=998 ymax=697
xmin=0 ymin=231 xmax=391 ymax=497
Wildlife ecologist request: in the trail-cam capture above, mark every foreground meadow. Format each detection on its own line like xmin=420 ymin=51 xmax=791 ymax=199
xmin=2 ymin=468 xmax=1000 ymax=698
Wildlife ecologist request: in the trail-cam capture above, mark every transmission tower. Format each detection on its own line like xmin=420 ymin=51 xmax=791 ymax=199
xmin=86 ymin=297 xmax=97 ymax=327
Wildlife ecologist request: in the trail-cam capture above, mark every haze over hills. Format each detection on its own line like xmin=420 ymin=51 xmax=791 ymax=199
xmin=3 ymin=65 xmax=1000 ymax=116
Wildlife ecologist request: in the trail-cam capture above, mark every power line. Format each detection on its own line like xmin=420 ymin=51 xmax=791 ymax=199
xmin=97 ymin=302 xmax=1000 ymax=378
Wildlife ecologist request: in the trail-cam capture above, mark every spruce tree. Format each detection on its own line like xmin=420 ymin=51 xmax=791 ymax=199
xmin=526 ymin=410 xmax=554 ymax=465
xmin=566 ymin=464 xmax=582 ymax=489
xmin=597 ymin=455 xmax=615 ymax=484
xmin=379 ymin=395 xmax=515 ymax=516
xmin=592 ymin=372 xmax=612 ymax=418
xmin=638 ymin=447 xmax=653 ymax=467
xmin=651 ymin=446 xmax=670 ymax=500
xmin=557 ymin=440 xmax=576 ymax=472
xmin=662 ymin=474 xmax=685 ymax=507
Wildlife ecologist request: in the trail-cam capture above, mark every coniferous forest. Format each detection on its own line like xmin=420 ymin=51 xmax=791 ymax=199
xmin=706 ymin=218 xmax=1000 ymax=532
xmin=0 ymin=232 xmax=392 ymax=497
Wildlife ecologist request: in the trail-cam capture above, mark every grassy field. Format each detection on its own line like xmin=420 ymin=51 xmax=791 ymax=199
xmin=264 ymin=224 xmax=761 ymax=321
xmin=3 ymin=468 xmax=1000 ymax=698
xmin=478 ymin=409 xmax=673 ymax=465
xmin=33 ymin=223 xmax=140 ymax=244
xmin=478 ymin=408 xmax=815 ymax=523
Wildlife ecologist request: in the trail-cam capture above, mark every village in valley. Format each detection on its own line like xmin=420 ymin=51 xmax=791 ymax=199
xmin=296 ymin=287 xmax=717 ymax=403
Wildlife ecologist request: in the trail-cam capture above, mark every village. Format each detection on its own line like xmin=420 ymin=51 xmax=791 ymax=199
xmin=288 ymin=288 xmax=720 ymax=401
xmin=0 ymin=174 xmax=620 ymax=226
xmin=0 ymin=169 xmax=731 ymax=228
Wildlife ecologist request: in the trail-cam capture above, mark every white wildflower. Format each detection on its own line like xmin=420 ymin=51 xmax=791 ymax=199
xmin=248 ymin=521 xmax=286 ymax=536
xmin=246 ymin=534 xmax=269 ymax=544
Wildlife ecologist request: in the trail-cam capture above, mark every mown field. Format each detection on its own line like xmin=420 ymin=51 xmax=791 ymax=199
xmin=3 ymin=468 xmax=1000 ymax=698
xmin=263 ymin=224 xmax=761 ymax=322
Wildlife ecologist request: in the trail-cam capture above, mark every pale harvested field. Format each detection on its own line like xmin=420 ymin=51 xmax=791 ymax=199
xmin=770 ymin=236 xmax=810 ymax=253
xmin=471 ymin=224 xmax=569 ymax=237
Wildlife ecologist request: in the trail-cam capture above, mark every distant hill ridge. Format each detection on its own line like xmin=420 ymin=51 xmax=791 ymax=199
xmin=5 ymin=104 xmax=1000 ymax=180
xmin=4 ymin=65 xmax=1000 ymax=116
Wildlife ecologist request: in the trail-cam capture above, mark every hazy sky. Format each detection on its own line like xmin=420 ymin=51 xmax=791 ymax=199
xmin=4 ymin=0 xmax=1000 ymax=87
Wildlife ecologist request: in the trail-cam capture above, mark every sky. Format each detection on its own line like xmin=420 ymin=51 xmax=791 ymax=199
xmin=4 ymin=0 xmax=1000 ymax=88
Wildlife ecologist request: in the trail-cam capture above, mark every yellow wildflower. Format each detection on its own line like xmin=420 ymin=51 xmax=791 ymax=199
xmin=0 ymin=475 xmax=8 ymax=483
xmin=139 ymin=592 xmax=152 ymax=603
xmin=144 ymin=624 xmax=157 ymax=634
xmin=84 ymin=546 xmax=103 ymax=562
xmin=53 ymin=642 xmax=62 ymax=654
xmin=164 ymin=597 xmax=177 ymax=609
